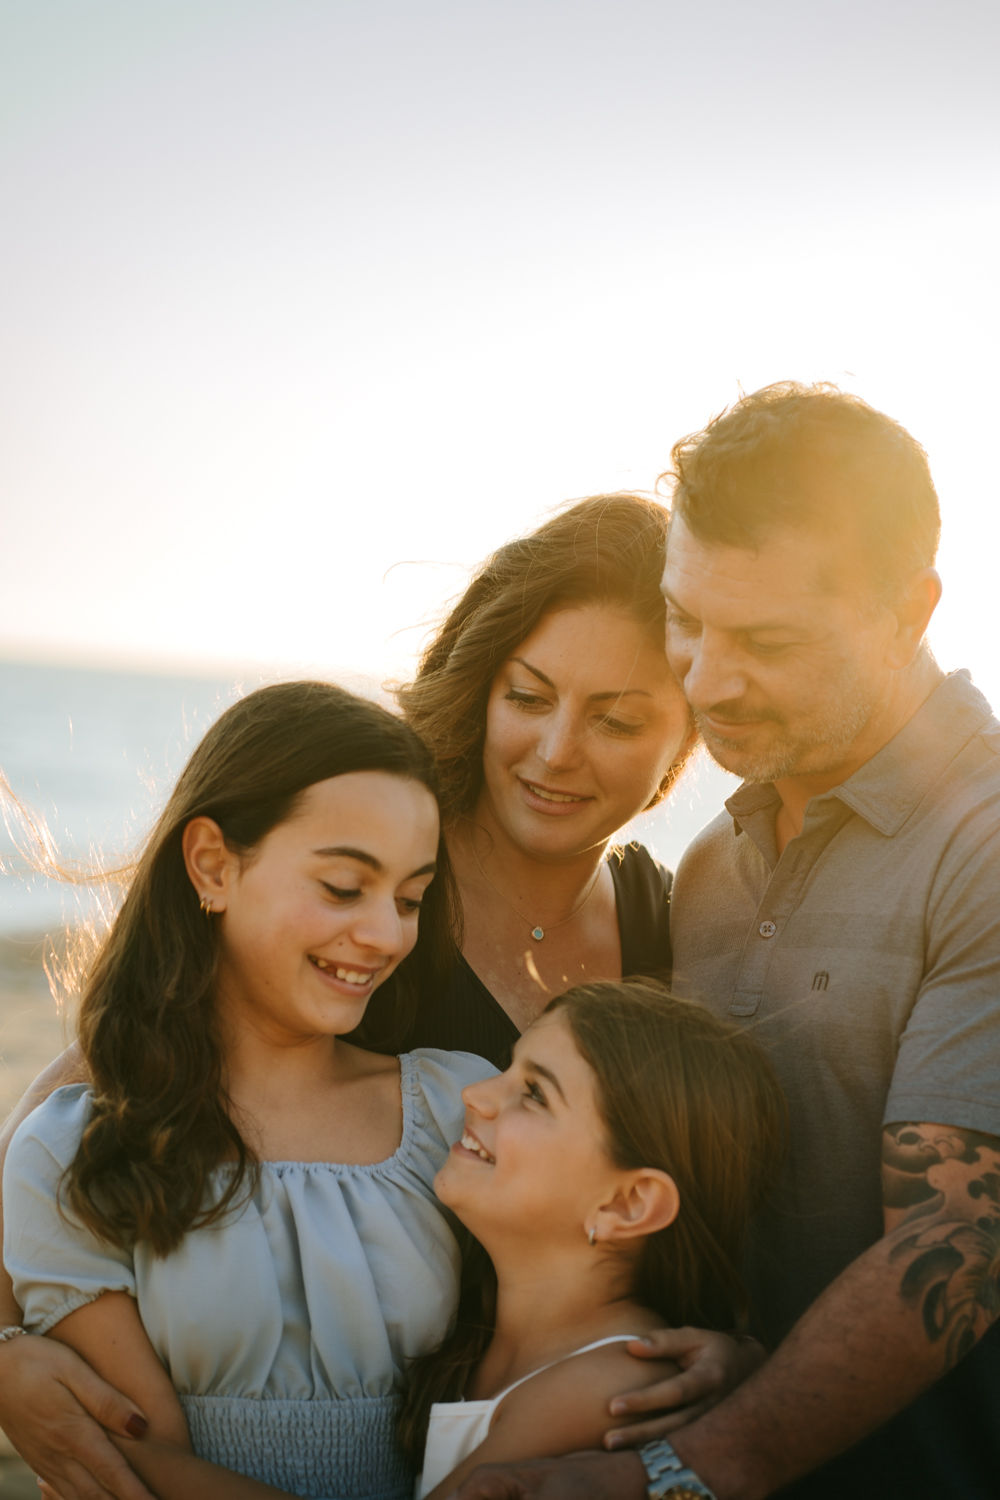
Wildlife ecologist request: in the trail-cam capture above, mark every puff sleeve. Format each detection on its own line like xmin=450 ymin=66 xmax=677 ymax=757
xmin=404 ymin=1049 xmax=498 ymax=1189
xmin=3 ymin=1084 xmax=136 ymax=1334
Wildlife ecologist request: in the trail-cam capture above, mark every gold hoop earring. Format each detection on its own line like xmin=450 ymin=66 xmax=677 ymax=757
xmin=199 ymin=895 xmax=213 ymax=915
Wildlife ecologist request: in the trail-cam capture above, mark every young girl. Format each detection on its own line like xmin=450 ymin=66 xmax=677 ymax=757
xmin=3 ymin=680 xmax=497 ymax=1500
xmin=402 ymin=980 xmax=787 ymax=1500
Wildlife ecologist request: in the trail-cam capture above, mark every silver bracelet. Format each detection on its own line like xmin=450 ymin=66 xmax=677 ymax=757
xmin=640 ymin=1438 xmax=718 ymax=1500
xmin=0 ymin=1326 xmax=28 ymax=1344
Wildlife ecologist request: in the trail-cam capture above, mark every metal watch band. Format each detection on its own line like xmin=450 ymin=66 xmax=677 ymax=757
xmin=640 ymin=1438 xmax=719 ymax=1500
xmin=0 ymin=1326 xmax=28 ymax=1344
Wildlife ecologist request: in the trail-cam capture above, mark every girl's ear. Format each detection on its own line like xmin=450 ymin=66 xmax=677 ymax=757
xmin=594 ymin=1169 xmax=681 ymax=1245
xmin=182 ymin=817 xmax=236 ymax=913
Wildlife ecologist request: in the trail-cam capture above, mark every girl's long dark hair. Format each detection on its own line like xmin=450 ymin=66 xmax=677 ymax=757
xmin=398 ymin=980 xmax=787 ymax=1464
xmin=65 ymin=680 xmax=459 ymax=1256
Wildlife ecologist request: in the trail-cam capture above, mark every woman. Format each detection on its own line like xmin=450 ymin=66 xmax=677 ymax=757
xmin=4 ymin=680 xmax=495 ymax=1500
xmin=397 ymin=492 xmax=695 ymax=1065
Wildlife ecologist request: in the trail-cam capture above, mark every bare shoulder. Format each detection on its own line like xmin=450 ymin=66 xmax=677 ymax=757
xmin=493 ymin=1339 xmax=679 ymax=1447
xmin=337 ymin=1040 xmax=402 ymax=1080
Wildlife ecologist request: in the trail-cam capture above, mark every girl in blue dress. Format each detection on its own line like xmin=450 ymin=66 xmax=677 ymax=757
xmin=4 ymin=680 xmax=495 ymax=1500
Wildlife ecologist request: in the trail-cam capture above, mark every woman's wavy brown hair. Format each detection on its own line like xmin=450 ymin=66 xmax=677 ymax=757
xmin=397 ymin=494 xmax=693 ymax=819
xmin=398 ymin=980 xmax=787 ymax=1463
xmin=64 ymin=680 xmax=459 ymax=1257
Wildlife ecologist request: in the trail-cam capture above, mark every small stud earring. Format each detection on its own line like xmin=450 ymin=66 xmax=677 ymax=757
xmin=199 ymin=895 xmax=213 ymax=915
xmin=588 ymin=1226 xmax=597 ymax=1247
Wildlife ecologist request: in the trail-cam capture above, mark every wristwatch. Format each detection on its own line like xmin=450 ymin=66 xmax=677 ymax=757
xmin=640 ymin=1438 xmax=718 ymax=1500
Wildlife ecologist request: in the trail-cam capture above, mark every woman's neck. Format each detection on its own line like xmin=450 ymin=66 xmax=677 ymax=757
xmin=454 ymin=798 xmax=609 ymax=925
xmin=447 ymin=798 xmax=622 ymax=1030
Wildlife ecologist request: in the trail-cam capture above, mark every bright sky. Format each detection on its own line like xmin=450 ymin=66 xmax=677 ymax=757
xmin=1 ymin=0 xmax=998 ymax=696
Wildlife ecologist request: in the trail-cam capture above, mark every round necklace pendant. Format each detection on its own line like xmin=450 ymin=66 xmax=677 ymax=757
xmin=531 ymin=926 xmax=545 ymax=942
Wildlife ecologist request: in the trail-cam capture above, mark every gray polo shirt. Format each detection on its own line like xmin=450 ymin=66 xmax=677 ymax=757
xmin=671 ymin=669 xmax=1000 ymax=1344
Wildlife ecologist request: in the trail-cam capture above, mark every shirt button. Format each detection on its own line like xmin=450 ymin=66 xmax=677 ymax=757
xmin=758 ymin=920 xmax=777 ymax=938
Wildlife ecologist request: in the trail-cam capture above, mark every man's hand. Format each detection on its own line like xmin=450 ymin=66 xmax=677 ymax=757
xmin=0 ymin=1335 xmax=155 ymax=1500
xmin=606 ymin=1328 xmax=766 ymax=1448
xmin=450 ymin=1450 xmax=647 ymax=1500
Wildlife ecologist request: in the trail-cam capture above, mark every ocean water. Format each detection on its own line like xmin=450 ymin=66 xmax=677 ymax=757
xmin=0 ymin=661 xmax=242 ymax=938
xmin=0 ymin=660 xmax=735 ymax=940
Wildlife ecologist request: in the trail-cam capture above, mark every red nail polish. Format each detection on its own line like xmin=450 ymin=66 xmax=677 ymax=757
xmin=125 ymin=1413 xmax=148 ymax=1438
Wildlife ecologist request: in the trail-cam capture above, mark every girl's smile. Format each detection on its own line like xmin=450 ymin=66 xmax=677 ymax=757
xmin=456 ymin=1127 xmax=496 ymax=1165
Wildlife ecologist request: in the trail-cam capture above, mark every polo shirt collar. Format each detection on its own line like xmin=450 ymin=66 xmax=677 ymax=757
xmin=724 ymin=670 xmax=995 ymax=840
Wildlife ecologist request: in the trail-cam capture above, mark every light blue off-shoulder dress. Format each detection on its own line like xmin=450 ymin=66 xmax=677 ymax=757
xmin=3 ymin=1048 xmax=496 ymax=1500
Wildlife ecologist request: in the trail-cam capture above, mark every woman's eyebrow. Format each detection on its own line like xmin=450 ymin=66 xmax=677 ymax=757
xmin=510 ymin=657 xmax=650 ymax=700
xmin=524 ymin=1060 xmax=567 ymax=1103
xmin=510 ymin=656 xmax=555 ymax=688
xmin=589 ymin=688 xmax=651 ymax=700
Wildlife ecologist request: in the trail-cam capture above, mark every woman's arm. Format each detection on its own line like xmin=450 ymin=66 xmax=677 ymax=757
xmin=48 ymin=1293 xmax=301 ymax=1500
xmin=48 ymin=1292 xmax=190 ymax=1449
xmin=422 ymin=1344 xmax=678 ymax=1500
xmin=0 ymin=1047 xmax=155 ymax=1500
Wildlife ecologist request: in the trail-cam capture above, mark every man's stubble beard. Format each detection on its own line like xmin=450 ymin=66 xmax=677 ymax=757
xmin=696 ymin=675 xmax=885 ymax=785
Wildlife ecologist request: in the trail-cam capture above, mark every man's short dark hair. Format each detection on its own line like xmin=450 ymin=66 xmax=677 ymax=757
xmin=663 ymin=382 xmax=941 ymax=597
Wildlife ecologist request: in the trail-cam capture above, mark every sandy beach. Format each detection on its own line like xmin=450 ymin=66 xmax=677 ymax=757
xmin=0 ymin=934 xmax=72 ymax=1491
xmin=0 ymin=935 xmax=71 ymax=1120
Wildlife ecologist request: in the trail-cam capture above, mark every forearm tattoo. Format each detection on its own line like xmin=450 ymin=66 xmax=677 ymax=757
xmin=883 ymin=1122 xmax=1000 ymax=1367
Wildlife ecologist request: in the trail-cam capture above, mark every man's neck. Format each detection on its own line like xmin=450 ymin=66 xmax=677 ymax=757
xmin=773 ymin=655 xmax=945 ymax=855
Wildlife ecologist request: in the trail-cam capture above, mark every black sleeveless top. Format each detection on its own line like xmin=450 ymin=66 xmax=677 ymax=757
xmin=402 ymin=843 xmax=672 ymax=1070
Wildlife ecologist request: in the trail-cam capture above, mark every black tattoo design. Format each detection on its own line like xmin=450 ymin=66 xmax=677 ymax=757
xmin=883 ymin=1123 xmax=1000 ymax=1368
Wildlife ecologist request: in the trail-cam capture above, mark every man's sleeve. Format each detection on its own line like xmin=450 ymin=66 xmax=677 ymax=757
xmin=886 ymin=818 xmax=1000 ymax=1134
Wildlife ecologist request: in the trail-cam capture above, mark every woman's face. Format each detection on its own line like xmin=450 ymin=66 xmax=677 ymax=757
xmin=479 ymin=605 xmax=692 ymax=860
xmin=188 ymin=771 xmax=440 ymax=1044
xmin=435 ymin=1009 xmax=618 ymax=1248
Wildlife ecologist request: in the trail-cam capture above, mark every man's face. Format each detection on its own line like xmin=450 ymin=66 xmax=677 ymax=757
xmin=661 ymin=516 xmax=899 ymax=783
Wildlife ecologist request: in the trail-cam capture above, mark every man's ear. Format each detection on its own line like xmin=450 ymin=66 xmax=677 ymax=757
xmin=886 ymin=567 xmax=942 ymax=669
xmin=182 ymin=817 xmax=236 ymax=914
xmin=593 ymin=1169 xmax=681 ymax=1246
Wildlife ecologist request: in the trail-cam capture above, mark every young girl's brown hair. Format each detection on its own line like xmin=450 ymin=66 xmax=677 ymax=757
xmin=398 ymin=979 xmax=787 ymax=1463
xmin=397 ymin=494 xmax=694 ymax=819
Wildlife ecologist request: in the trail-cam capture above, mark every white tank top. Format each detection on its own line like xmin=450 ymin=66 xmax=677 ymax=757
xmin=415 ymin=1334 xmax=640 ymax=1498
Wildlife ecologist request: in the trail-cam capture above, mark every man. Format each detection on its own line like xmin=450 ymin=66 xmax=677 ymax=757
xmin=454 ymin=383 xmax=1000 ymax=1499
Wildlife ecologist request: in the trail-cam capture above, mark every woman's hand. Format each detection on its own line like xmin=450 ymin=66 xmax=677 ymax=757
xmin=605 ymin=1328 xmax=767 ymax=1448
xmin=0 ymin=1334 xmax=155 ymax=1500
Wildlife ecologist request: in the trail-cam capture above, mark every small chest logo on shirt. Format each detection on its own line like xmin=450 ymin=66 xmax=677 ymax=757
xmin=812 ymin=971 xmax=830 ymax=991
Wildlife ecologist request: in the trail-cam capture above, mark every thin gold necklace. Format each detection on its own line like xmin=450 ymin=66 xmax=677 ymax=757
xmin=468 ymin=835 xmax=604 ymax=942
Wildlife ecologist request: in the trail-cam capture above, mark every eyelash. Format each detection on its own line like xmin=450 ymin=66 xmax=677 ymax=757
xmin=323 ymin=882 xmax=423 ymax=914
xmin=322 ymin=883 xmax=361 ymax=901
xmin=505 ymin=689 xmax=641 ymax=738
xmin=598 ymin=716 xmax=641 ymax=738
xmin=524 ymin=1080 xmax=547 ymax=1106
